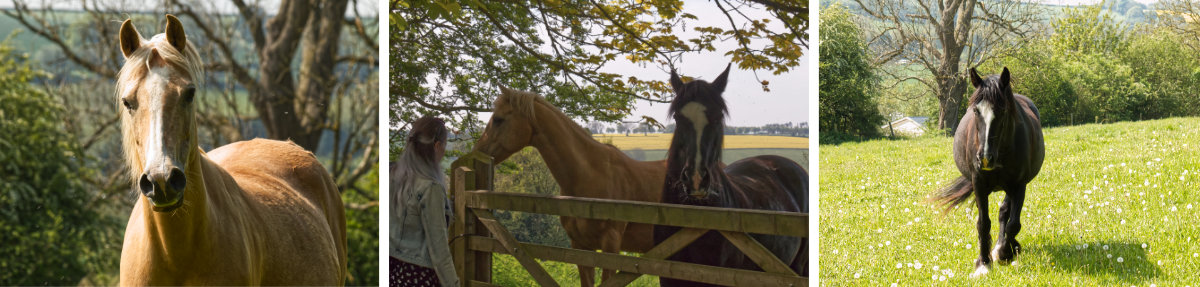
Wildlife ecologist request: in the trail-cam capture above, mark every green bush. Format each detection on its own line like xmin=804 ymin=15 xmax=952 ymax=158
xmin=818 ymin=4 xmax=885 ymax=144
xmin=493 ymin=147 xmax=572 ymax=248
xmin=0 ymin=35 xmax=120 ymax=285
xmin=983 ymin=6 xmax=1200 ymax=126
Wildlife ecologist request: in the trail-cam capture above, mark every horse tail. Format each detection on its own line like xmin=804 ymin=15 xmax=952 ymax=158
xmin=932 ymin=176 xmax=973 ymax=213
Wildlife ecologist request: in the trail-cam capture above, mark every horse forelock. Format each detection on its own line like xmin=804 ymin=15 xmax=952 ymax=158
xmin=117 ymin=33 xmax=205 ymax=183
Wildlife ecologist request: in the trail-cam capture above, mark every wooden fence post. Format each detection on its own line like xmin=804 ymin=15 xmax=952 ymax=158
xmin=451 ymin=152 xmax=495 ymax=285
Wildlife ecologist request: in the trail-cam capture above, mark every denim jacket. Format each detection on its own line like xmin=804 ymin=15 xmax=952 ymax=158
xmin=391 ymin=174 xmax=459 ymax=287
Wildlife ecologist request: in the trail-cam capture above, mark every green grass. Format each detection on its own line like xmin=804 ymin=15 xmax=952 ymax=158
xmin=820 ymin=117 xmax=1200 ymax=285
xmin=492 ymin=253 xmax=659 ymax=287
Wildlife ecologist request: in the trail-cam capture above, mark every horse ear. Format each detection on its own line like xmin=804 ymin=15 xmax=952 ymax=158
xmin=712 ymin=63 xmax=731 ymax=93
xmin=669 ymin=69 xmax=684 ymax=95
xmin=119 ymin=19 xmax=142 ymax=59
xmin=969 ymin=68 xmax=984 ymax=89
xmin=1000 ymin=67 xmax=1012 ymax=91
xmin=164 ymin=15 xmax=187 ymax=51
xmin=498 ymin=84 xmax=511 ymax=95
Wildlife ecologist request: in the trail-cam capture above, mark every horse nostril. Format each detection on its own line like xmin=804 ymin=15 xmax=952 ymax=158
xmin=139 ymin=174 xmax=155 ymax=196
xmin=168 ymin=168 xmax=186 ymax=191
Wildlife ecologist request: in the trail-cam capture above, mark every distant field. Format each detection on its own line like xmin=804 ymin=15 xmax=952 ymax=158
xmin=593 ymin=133 xmax=808 ymax=150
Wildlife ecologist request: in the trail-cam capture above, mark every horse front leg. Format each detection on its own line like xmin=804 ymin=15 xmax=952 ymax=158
xmin=596 ymin=222 xmax=626 ymax=284
xmin=996 ymin=185 xmax=1026 ymax=264
xmin=972 ymin=185 xmax=993 ymax=277
xmin=992 ymin=195 xmax=1011 ymax=263
xmin=573 ymin=239 xmax=596 ymax=287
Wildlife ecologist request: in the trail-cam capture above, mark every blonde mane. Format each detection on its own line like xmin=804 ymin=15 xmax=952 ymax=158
xmin=498 ymin=88 xmax=597 ymax=142
xmin=116 ymin=33 xmax=205 ymax=183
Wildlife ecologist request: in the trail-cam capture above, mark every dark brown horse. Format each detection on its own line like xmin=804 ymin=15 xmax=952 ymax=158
xmin=933 ymin=67 xmax=1044 ymax=277
xmin=653 ymin=64 xmax=808 ymax=286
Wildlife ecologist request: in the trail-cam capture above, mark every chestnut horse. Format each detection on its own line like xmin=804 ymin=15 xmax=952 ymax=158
xmin=115 ymin=15 xmax=346 ymax=285
xmin=473 ymin=87 xmax=667 ymax=286
xmin=654 ymin=64 xmax=807 ymax=286
xmin=933 ymin=67 xmax=1043 ymax=277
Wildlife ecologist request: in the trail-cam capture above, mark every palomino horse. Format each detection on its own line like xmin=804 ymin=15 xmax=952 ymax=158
xmin=115 ymin=15 xmax=347 ymax=285
xmin=933 ymin=67 xmax=1043 ymax=277
xmin=473 ymin=87 xmax=667 ymax=286
xmin=653 ymin=64 xmax=808 ymax=286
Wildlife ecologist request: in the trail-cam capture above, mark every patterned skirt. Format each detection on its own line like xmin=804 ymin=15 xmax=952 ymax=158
xmin=390 ymin=257 xmax=441 ymax=287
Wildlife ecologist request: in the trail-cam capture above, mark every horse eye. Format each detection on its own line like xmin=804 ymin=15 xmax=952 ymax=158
xmin=182 ymin=85 xmax=196 ymax=104
xmin=494 ymin=117 xmax=505 ymax=125
xmin=122 ymin=98 xmax=136 ymax=111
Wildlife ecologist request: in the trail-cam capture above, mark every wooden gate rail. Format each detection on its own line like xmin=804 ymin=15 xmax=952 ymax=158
xmin=448 ymin=153 xmax=808 ymax=287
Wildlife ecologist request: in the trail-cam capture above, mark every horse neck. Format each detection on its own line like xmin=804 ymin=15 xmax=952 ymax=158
xmin=526 ymin=103 xmax=621 ymax=195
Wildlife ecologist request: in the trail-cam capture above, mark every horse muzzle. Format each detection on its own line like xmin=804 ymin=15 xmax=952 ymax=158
xmin=689 ymin=189 xmax=717 ymax=200
xmin=980 ymin=157 xmax=998 ymax=171
xmin=139 ymin=168 xmax=186 ymax=212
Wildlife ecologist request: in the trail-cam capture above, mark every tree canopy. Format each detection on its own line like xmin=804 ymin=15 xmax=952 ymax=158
xmin=389 ymin=0 xmax=808 ymax=144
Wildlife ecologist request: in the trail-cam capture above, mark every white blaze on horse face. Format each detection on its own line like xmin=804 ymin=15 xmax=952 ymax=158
xmin=142 ymin=65 xmax=174 ymax=176
xmin=976 ymin=101 xmax=995 ymax=158
xmin=680 ymin=102 xmax=708 ymax=191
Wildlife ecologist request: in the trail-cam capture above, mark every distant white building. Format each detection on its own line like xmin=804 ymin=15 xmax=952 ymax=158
xmin=881 ymin=116 xmax=928 ymax=137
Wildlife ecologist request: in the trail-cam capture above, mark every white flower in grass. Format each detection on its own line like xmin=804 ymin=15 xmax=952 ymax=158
xmin=1118 ymin=257 xmax=1124 ymax=263
xmin=896 ymin=263 xmax=902 ymax=269
xmin=905 ymin=245 xmax=912 ymax=250
xmin=885 ymin=241 xmax=891 ymax=246
xmin=891 ymin=283 xmax=898 ymax=287
xmin=853 ymin=272 xmax=860 ymax=279
xmin=1107 ymin=253 xmax=1113 ymax=258
xmin=914 ymin=262 xmax=923 ymax=270
xmin=966 ymin=244 xmax=972 ymax=249
xmin=932 ymin=265 xmax=939 ymax=271
xmin=1157 ymin=260 xmax=1162 ymax=265
xmin=1172 ymin=206 xmax=1178 ymax=212
xmin=1142 ymin=243 xmax=1148 ymax=249
xmin=1083 ymin=243 xmax=1090 ymax=249
xmin=1188 ymin=203 xmax=1194 ymax=209
xmin=931 ymin=274 xmax=937 ymax=280
xmin=1193 ymin=253 xmax=1198 ymax=257
xmin=1104 ymin=245 xmax=1110 ymax=250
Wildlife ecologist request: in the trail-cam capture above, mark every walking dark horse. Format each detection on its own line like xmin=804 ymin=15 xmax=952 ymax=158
xmin=933 ymin=67 xmax=1044 ymax=277
xmin=653 ymin=64 xmax=808 ymax=286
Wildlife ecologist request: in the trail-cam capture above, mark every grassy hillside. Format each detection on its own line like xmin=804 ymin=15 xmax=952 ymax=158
xmin=820 ymin=117 xmax=1200 ymax=285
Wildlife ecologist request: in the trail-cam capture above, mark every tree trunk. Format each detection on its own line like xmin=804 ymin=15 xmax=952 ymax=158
xmin=249 ymin=0 xmax=348 ymax=152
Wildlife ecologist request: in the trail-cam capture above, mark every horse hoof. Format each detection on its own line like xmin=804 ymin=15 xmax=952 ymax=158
xmin=971 ymin=264 xmax=991 ymax=277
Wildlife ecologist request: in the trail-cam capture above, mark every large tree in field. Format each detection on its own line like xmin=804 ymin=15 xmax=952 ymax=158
xmin=389 ymin=0 xmax=808 ymax=140
xmin=852 ymin=0 xmax=1037 ymax=133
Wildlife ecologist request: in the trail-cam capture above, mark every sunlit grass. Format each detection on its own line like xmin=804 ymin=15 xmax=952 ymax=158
xmin=820 ymin=117 xmax=1200 ymax=285
xmin=491 ymin=253 xmax=659 ymax=287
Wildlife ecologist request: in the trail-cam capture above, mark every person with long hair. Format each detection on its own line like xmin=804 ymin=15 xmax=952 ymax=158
xmin=391 ymin=115 xmax=459 ymax=287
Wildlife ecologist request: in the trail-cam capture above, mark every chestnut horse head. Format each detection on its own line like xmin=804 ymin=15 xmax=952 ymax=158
xmin=115 ymin=14 xmax=204 ymax=212
xmin=475 ymin=86 xmax=541 ymax=162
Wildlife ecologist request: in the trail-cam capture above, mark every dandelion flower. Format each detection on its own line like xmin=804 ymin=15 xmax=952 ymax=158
xmin=1104 ymin=245 xmax=1110 ymax=250
xmin=1118 ymin=257 xmax=1124 ymax=263
xmin=854 ymin=272 xmax=860 ymax=279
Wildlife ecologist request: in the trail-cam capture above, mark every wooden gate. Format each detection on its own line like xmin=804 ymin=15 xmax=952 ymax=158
xmin=449 ymin=152 xmax=808 ymax=287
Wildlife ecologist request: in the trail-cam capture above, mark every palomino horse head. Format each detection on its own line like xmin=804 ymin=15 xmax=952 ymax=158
xmin=665 ymin=64 xmax=731 ymax=204
xmin=967 ymin=67 xmax=1016 ymax=172
xmin=116 ymin=15 xmax=205 ymax=212
xmin=475 ymin=86 xmax=537 ymax=162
